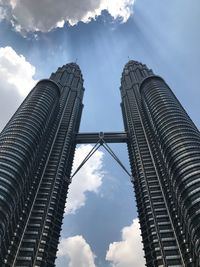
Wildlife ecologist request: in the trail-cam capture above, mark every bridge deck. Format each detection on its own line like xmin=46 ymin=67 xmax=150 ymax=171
xmin=76 ymin=132 xmax=128 ymax=144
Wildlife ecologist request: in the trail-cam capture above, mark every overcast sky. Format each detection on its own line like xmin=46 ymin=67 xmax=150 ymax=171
xmin=0 ymin=0 xmax=200 ymax=266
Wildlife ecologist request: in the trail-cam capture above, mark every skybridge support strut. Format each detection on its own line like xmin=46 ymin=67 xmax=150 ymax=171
xmin=71 ymin=131 xmax=131 ymax=179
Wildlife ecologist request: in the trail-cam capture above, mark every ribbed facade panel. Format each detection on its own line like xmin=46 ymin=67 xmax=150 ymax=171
xmin=120 ymin=60 xmax=200 ymax=266
xmin=0 ymin=64 xmax=84 ymax=267
xmin=140 ymin=76 xmax=200 ymax=265
xmin=0 ymin=80 xmax=60 ymax=253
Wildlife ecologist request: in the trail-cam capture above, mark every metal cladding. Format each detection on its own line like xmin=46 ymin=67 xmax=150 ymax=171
xmin=0 ymin=63 xmax=84 ymax=266
xmin=1 ymin=59 xmax=200 ymax=267
xmin=121 ymin=60 xmax=200 ymax=266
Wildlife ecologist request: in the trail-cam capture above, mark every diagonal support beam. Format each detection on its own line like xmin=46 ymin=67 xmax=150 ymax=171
xmin=101 ymin=141 xmax=132 ymax=177
xmin=71 ymin=133 xmax=131 ymax=180
xmin=70 ymin=141 xmax=101 ymax=180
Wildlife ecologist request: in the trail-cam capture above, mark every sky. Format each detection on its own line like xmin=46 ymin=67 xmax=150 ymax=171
xmin=0 ymin=0 xmax=200 ymax=266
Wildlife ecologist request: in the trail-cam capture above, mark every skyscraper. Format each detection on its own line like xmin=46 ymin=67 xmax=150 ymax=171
xmin=0 ymin=63 xmax=84 ymax=266
xmin=0 ymin=60 xmax=200 ymax=267
xmin=121 ymin=60 xmax=200 ymax=266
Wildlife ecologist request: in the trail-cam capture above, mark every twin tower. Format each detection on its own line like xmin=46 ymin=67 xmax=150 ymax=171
xmin=0 ymin=61 xmax=200 ymax=266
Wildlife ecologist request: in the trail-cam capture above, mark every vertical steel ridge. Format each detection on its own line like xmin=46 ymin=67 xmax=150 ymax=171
xmin=0 ymin=63 xmax=84 ymax=267
xmin=0 ymin=80 xmax=60 ymax=256
xmin=120 ymin=60 xmax=196 ymax=266
xmin=140 ymin=76 xmax=200 ymax=264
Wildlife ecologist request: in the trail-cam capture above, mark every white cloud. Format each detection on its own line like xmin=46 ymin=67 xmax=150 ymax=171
xmin=0 ymin=46 xmax=36 ymax=97
xmin=106 ymin=218 xmax=145 ymax=267
xmin=65 ymin=144 xmax=104 ymax=215
xmin=0 ymin=0 xmax=135 ymax=32
xmin=104 ymin=0 xmax=135 ymax=23
xmin=57 ymin=235 xmax=96 ymax=267
xmin=0 ymin=46 xmax=37 ymax=130
xmin=0 ymin=5 xmax=7 ymax=21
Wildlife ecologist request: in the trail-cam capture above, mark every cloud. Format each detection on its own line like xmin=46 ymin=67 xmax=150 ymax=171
xmin=105 ymin=0 xmax=135 ymax=23
xmin=57 ymin=235 xmax=96 ymax=267
xmin=65 ymin=144 xmax=104 ymax=215
xmin=0 ymin=46 xmax=37 ymax=131
xmin=0 ymin=46 xmax=36 ymax=96
xmin=106 ymin=218 xmax=145 ymax=267
xmin=0 ymin=0 xmax=135 ymax=32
